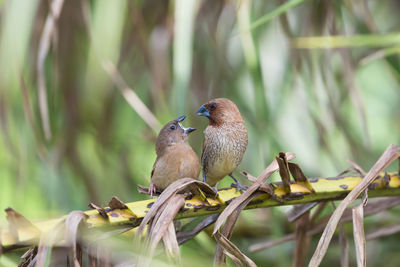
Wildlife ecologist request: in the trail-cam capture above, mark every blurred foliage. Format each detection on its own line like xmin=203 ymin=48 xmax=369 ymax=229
xmin=0 ymin=0 xmax=399 ymax=266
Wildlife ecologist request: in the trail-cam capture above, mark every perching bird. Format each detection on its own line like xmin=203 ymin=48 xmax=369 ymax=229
xmin=149 ymin=115 xmax=200 ymax=196
xmin=196 ymin=98 xmax=248 ymax=191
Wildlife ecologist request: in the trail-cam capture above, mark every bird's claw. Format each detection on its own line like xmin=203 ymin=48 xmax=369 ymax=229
xmin=149 ymin=183 xmax=157 ymax=197
xmin=231 ymin=182 xmax=247 ymax=193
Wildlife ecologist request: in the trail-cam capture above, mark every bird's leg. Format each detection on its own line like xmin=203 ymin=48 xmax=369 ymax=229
xmin=202 ymin=172 xmax=207 ymax=183
xmin=149 ymin=183 xmax=157 ymax=197
xmin=229 ymin=173 xmax=246 ymax=193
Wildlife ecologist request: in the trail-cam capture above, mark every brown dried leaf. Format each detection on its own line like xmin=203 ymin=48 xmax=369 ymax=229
xmin=18 ymin=247 xmax=37 ymax=267
xmin=286 ymin=203 xmax=318 ymax=223
xmin=37 ymin=0 xmax=66 ymax=140
xmin=214 ymin=191 xmax=262 ymax=265
xmin=36 ymin=220 xmax=64 ymax=267
xmin=214 ymin=231 xmax=256 ymax=267
xmin=148 ymin=195 xmax=185 ymax=253
xmin=352 ymin=204 xmax=366 ymax=267
xmin=102 ymin=61 xmax=161 ymax=133
xmin=293 ymin=212 xmax=311 ymax=267
xmin=5 ymin=208 xmax=41 ymax=242
xmin=347 ymin=159 xmax=366 ymax=176
xmin=162 ymin=222 xmax=181 ymax=262
xmin=277 ymin=153 xmax=291 ymax=193
xmin=65 ymin=211 xmax=88 ymax=267
xmin=366 ymin=223 xmax=400 ymax=240
xmin=108 ymin=196 xmax=128 ymax=210
xmin=213 ymin=152 xmax=295 ymax=235
xmin=250 ymin=196 xmax=400 ymax=253
xmin=288 ymin=162 xmax=315 ymax=193
xmin=177 ymin=214 xmax=219 ymax=245
xmin=88 ymin=203 xmax=108 ymax=218
xmin=309 ymin=144 xmax=399 ymax=266
xmin=339 ymin=223 xmax=349 ymax=267
xmin=136 ymin=178 xmax=215 ymax=239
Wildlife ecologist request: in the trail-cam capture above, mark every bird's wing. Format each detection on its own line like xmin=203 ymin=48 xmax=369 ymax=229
xmin=150 ymin=157 xmax=158 ymax=178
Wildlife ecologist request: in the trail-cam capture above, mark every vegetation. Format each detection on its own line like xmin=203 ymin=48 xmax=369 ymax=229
xmin=1 ymin=0 xmax=400 ymax=266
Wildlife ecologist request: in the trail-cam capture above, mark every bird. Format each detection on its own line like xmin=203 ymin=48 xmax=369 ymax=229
xmin=149 ymin=115 xmax=200 ymax=196
xmin=196 ymin=98 xmax=248 ymax=191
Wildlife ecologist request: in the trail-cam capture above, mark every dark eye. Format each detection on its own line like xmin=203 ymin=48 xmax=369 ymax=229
xmin=209 ymin=102 xmax=217 ymax=110
xmin=169 ymin=124 xmax=176 ymax=130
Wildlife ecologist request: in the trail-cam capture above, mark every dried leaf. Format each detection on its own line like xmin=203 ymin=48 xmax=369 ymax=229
xmin=88 ymin=203 xmax=108 ymax=218
xmin=293 ymin=212 xmax=311 ymax=267
xmin=288 ymin=162 xmax=314 ymax=193
xmin=309 ymin=144 xmax=399 ymax=266
xmin=352 ymin=204 xmax=366 ymax=267
xmin=250 ymin=196 xmax=400 ymax=252
xmin=18 ymin=247 xmax=37 ymax=267
xmin=108 ymin=196 xmax=128 ymax=210
xmin=65 ymin=211 xmax=88 ymax=267
xmin=213 ymin=152 xmax=295 ymax=234
xmin=36 ymin=220 xmax=64 ymax=267
xmin=177 ymin=214 xmax=219 ymax=245
xmin=136 ymin=178 xmax=215 ymax=239
xmin=37 ymin=0 xmax=66 ymax=140
xmin=5 ymin=208 xmax=41 ymax=242
xmin=214 ymin=191 xmax=262 ymax=265
xmin=339 ymin=223 xmax=349 ymax=267
xmin=277 ymin=153 xmax=291 ymax=193
xmin=286 ymin=203 xmax=318 ymax=223
xmin=148 ymin=195 xmax=185 ymax=253
xmin=214 ymin=231 xmax=256 ymax=267
xmin=162 ymin=222 xmax=181 ymax=262
xmin=366 ymin=223 xmax=400 ymax=240
xmin=102 ymin=61 xmax=161 ymax=134
xmin=347 ymin=159 xmax=366 ymax=176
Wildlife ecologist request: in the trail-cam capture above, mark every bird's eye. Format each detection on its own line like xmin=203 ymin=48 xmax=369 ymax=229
xmin=169 ymin=125 xmax=176 ymax=130
xmin=209 ymin=102 xmax=217 ymax=110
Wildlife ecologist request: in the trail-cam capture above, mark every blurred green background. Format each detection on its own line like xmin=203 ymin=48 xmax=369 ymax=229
xmin=1 ymin=0 xmax=400 ymax=266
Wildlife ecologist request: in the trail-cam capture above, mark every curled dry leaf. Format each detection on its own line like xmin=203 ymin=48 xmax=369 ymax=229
xmin=214 ymin=231 xmax=257 ymax=267
xmin=5 ymin=208 xmax=41 ymax=243
xmin=35 ymin=220 xmax=65 ymax=267
xmin=352 ymin=204 xmax=366 ymax=267
xmin=293 ymin=212 xmax=311 ymax=267
xmin=37 ymin=0 xmax=66 ymax=140
xmin=88 ymin=203 xmax=108 ymax=218
xmin=65 ymin=211 xmax=88 ymax=267
xmin=108 ymin=196 xmax=128 ymax=210
xmin=177 ymin=214 xmax=219 ymax=245
xmin=366 ymin=223 xmax=400 ymax=240
xmin=277 ymin=153 xmax=291 ymax=194
xmin=309 ymin=144 xmax=399 ymax=267
xmin=249 ymin=196 xmax=400 ymax=253
xmin=339 ymin=223 xmax=349 ymax=267
xmin=213 ymin=152 xmax=295 ymax=235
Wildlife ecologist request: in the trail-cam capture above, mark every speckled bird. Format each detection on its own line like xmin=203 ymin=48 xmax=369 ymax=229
xmin=196 ymin=98 xmax=248 ymax=191
xmin=149 ymin=115 xmax=200 ymax=196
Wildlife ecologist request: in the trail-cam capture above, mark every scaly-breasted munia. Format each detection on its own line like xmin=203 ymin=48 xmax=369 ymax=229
xmin=149 ymin=115 xmax=200 ymax=196
xmin=196 ymin=98 xmax=248 ymax=191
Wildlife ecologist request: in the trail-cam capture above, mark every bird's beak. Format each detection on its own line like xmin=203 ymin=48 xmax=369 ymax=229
xmin=184 ymin=127 xmax=196 ymax=134
xmin=176 ymin=115 xmax=195 ymax=134
xmin=175 ymin=115 xmax=186 ymax=122
xmin=196 ymin=105 xmax=210 ymax=117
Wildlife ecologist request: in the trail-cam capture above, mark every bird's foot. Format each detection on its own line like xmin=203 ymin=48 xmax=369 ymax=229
xmin=231 ymin=181 xmax=247 ymax=193
xmin=229 ymin=173 xmax=246 ymax=193
xmin=149 ymin=183 xmax=157 ymax=197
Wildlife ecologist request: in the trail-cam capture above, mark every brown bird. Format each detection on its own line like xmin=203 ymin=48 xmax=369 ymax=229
xmin=196 ymin=98 xmax=248 ymax=191
xmin=149 ymin=115 xmax=200 ymax=196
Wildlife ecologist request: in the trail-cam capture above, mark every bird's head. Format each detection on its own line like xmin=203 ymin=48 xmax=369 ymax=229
xmin=155 ymin=115 xmax=196 ymax=155
xmin=196 ymin=98 xmax=243 ymax=126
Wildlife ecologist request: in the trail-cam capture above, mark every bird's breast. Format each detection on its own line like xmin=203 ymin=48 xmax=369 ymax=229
xmin=202 ymin=123 xmax=248 ymax=185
